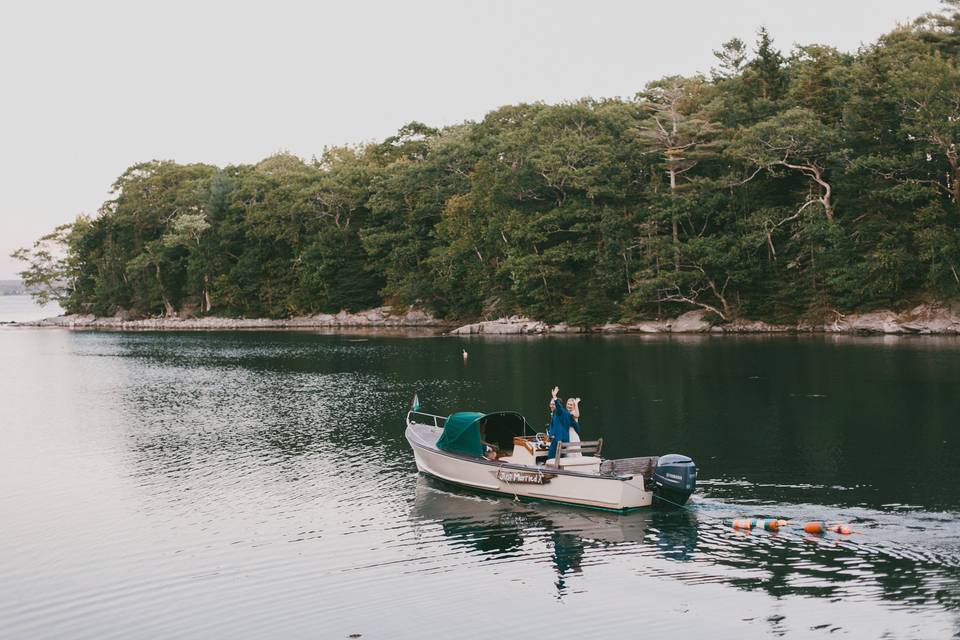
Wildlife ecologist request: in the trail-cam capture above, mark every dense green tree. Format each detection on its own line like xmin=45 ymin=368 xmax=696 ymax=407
xmin=748 ymin=27 xmax=788 ymax=104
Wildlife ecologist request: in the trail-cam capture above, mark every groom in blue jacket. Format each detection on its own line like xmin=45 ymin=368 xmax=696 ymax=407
xmin=547 ymin=386 xmax=580 ymax=460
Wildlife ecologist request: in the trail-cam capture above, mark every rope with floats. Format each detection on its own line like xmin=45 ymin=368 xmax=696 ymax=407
xmin=653 ymin=492 xmax=858 ymax=536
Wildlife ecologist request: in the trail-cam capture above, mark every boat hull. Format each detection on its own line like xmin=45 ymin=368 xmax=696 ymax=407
xmin=406 ymin=425 xmax=653 ymax=511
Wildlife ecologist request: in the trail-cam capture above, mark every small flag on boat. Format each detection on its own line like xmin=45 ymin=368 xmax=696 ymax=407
xmin=411 ymin=393 xmax=420 ymax=412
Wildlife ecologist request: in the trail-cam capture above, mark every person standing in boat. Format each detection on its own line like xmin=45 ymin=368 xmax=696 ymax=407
xmin=547 ymin=386 xmax=581 ymax=460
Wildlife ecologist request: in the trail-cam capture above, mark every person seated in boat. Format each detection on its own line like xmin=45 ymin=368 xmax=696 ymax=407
xmin=546 ymin=386 xmax=581 ymax=460
xmin=478 ymin=419 xmax=499 ymax=460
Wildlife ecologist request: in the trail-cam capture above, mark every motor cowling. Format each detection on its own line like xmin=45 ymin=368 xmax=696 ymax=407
xmin=652 ymin=453 xmax=697 ymax=507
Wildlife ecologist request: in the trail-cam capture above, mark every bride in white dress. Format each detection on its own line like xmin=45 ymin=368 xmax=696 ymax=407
xmin=566 ymin=397 xmax=582 ymax=456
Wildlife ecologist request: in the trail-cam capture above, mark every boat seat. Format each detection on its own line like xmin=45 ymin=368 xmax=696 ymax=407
xmin=545 ymin=456 xmax=602 ymax=470
xmin=550 ymin=438 xmax=603 ymax=464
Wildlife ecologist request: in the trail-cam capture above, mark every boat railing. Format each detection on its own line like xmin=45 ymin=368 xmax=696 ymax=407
xmin=407 ymin=410 xmax=448 ymax=429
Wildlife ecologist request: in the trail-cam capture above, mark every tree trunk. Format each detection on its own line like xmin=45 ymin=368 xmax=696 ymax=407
xmin=782 ymin=161 xmax=834 ymax=222
xmin=533 ymin=244 xmax=549 ymax=295
xmin=946 ymin=147 xmax=960 ymax=205
xmin=203 ymin=273 xmax=211 ymax=313
xmin=669 ymin=167 xmax=680 ymax=270
xmin=816 ymin=172 xmax=834 ymax=222
xmin=154 ymin=262 xmax=175 ymax=317
xmin=623 ymin=252 xmax=632 ymax=293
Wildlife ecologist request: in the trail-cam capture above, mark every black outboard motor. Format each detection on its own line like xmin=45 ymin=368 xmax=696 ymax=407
xmin=652 ymin=454 xmax=697 ymax=507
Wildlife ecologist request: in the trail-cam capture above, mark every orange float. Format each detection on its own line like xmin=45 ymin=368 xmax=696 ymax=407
xmin=803 ymin=521 xmax=826 ymax=534
xmin=829 ymin=524 xmax=853 ymax=535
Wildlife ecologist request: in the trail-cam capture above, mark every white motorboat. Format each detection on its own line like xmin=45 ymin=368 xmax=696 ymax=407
xmin=405 ymin=408 xmax=697 ymax=512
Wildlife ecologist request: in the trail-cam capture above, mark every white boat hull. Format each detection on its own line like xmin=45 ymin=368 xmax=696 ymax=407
xmin=406 ymin=423 xmax=654 ymax=511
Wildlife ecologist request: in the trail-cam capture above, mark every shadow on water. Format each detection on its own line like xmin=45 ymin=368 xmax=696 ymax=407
xmin=410 ymin=475 xmax=698 ymax=598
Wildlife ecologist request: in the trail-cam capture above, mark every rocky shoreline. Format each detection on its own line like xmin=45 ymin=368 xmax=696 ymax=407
xmin=11 ymin=303 xmax=960 ymax=335
xmin=449 ymin=304 xmax=960 ymax=336
xmin=13 ymin=306 xmax=451 ymax=331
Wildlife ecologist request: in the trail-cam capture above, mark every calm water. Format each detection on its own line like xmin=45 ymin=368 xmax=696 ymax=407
xmin=0 ymin=294 xmax=61 ymax=323
xmin=2 ymin=315 xmax=959 ymax=637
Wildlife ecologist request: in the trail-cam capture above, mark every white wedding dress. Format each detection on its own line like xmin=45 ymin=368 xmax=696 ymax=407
xmin=567 ymin=422 xmax=582 ymax=457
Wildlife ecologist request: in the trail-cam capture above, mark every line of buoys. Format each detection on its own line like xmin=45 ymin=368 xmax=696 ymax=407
xmin=801 ymin=521 xmax=855 ymax=535
xmin=758 ymin=518 xmax=789 ymax=531
xmin=731 ymin=518 xmax=855 ymax=535
xmin=730 ymin=518 xmax=789 ymax=531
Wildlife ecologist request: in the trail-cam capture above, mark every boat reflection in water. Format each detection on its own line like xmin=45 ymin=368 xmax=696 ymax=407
xmin=411 ymin=476 xmax=960 ymax=615
xmin=409 ymin=476 xmax=698 ymax=595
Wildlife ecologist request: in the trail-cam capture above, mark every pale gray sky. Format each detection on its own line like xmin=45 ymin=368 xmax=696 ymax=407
xmin=0 ymin=0 xmax=937 ymax=278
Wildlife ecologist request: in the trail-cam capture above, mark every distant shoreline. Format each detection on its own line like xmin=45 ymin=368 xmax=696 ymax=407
xmin=11 ymin=307 xmax=452 ymax=332
xmin=11 ymin=303 xmax=960 ymax=335
xmin=0 ymin=280 xmax=27 ymax=296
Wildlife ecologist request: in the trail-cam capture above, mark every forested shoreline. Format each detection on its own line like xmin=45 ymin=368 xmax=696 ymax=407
xmin=14 ymin=4 xmax=960 ymax=326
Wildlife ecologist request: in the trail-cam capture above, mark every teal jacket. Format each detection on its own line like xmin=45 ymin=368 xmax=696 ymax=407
xmin=547 ymin=398 xmax=580 ymax=459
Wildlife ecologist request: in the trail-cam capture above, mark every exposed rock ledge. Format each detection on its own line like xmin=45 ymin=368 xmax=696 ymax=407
xmin=450 ymin=305 xmax=960 ymax=335
xmin=450 ymin=311 xmax=722 ymax=335
xmin=15 ymin=303 xmax=960 ymax=335
xmin=16 ymin=306 xmax=449 ymax=330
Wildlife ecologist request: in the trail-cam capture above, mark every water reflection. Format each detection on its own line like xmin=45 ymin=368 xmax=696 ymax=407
xmin=410 ymin=476 xmax=699 ymax=597
xmin=410 ymin=476 xmax=960 ymax=617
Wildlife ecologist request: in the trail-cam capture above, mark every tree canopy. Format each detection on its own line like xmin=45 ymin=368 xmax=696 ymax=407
xmin=16 ymin=6 xmax=960 ymax=324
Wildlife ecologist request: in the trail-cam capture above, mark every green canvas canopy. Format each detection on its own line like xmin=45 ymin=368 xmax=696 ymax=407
xmin=436 ymin=411 xmax=531 ymax=458
xmin=436 ymin=412 xmax=486 ymax=457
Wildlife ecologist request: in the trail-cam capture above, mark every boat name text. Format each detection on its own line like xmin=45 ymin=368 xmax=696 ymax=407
xmin=497 ymin=470 xmax=556 ymax=485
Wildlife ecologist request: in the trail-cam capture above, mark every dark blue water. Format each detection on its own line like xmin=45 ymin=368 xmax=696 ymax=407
xmin=1 ymin=325 xmax=958 ymax=638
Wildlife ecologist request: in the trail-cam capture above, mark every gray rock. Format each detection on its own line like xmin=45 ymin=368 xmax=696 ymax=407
xmin=821 ymin=304 xmax=960 ymax=334
xmin=600 ymin=320 xmax=669 ymax=333
xmin=897 ymin=304 xmax=960 ymax=334
xmin=716 ymin=320 xmax=793 ymax=333
xmin=547 ymin=322 xmax=586 ymax=334
xmin=448 ymin=316 xmax=546 ymax=335
xmin=599 ymin=323 xmax=628 ymax=334
xmin=831 ymin=310 xmax=902 ymax=334
xmin=448 ymin=322 xmax=482 ymax=335
xmin=670 ymin=310 xmax=713 ymax=333
xmin=628 ymin=320 xmax=671 ymax=333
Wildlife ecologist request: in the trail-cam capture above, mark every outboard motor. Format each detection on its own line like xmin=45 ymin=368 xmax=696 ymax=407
xmin=652 ymin=454 xmax=697 ymax=507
